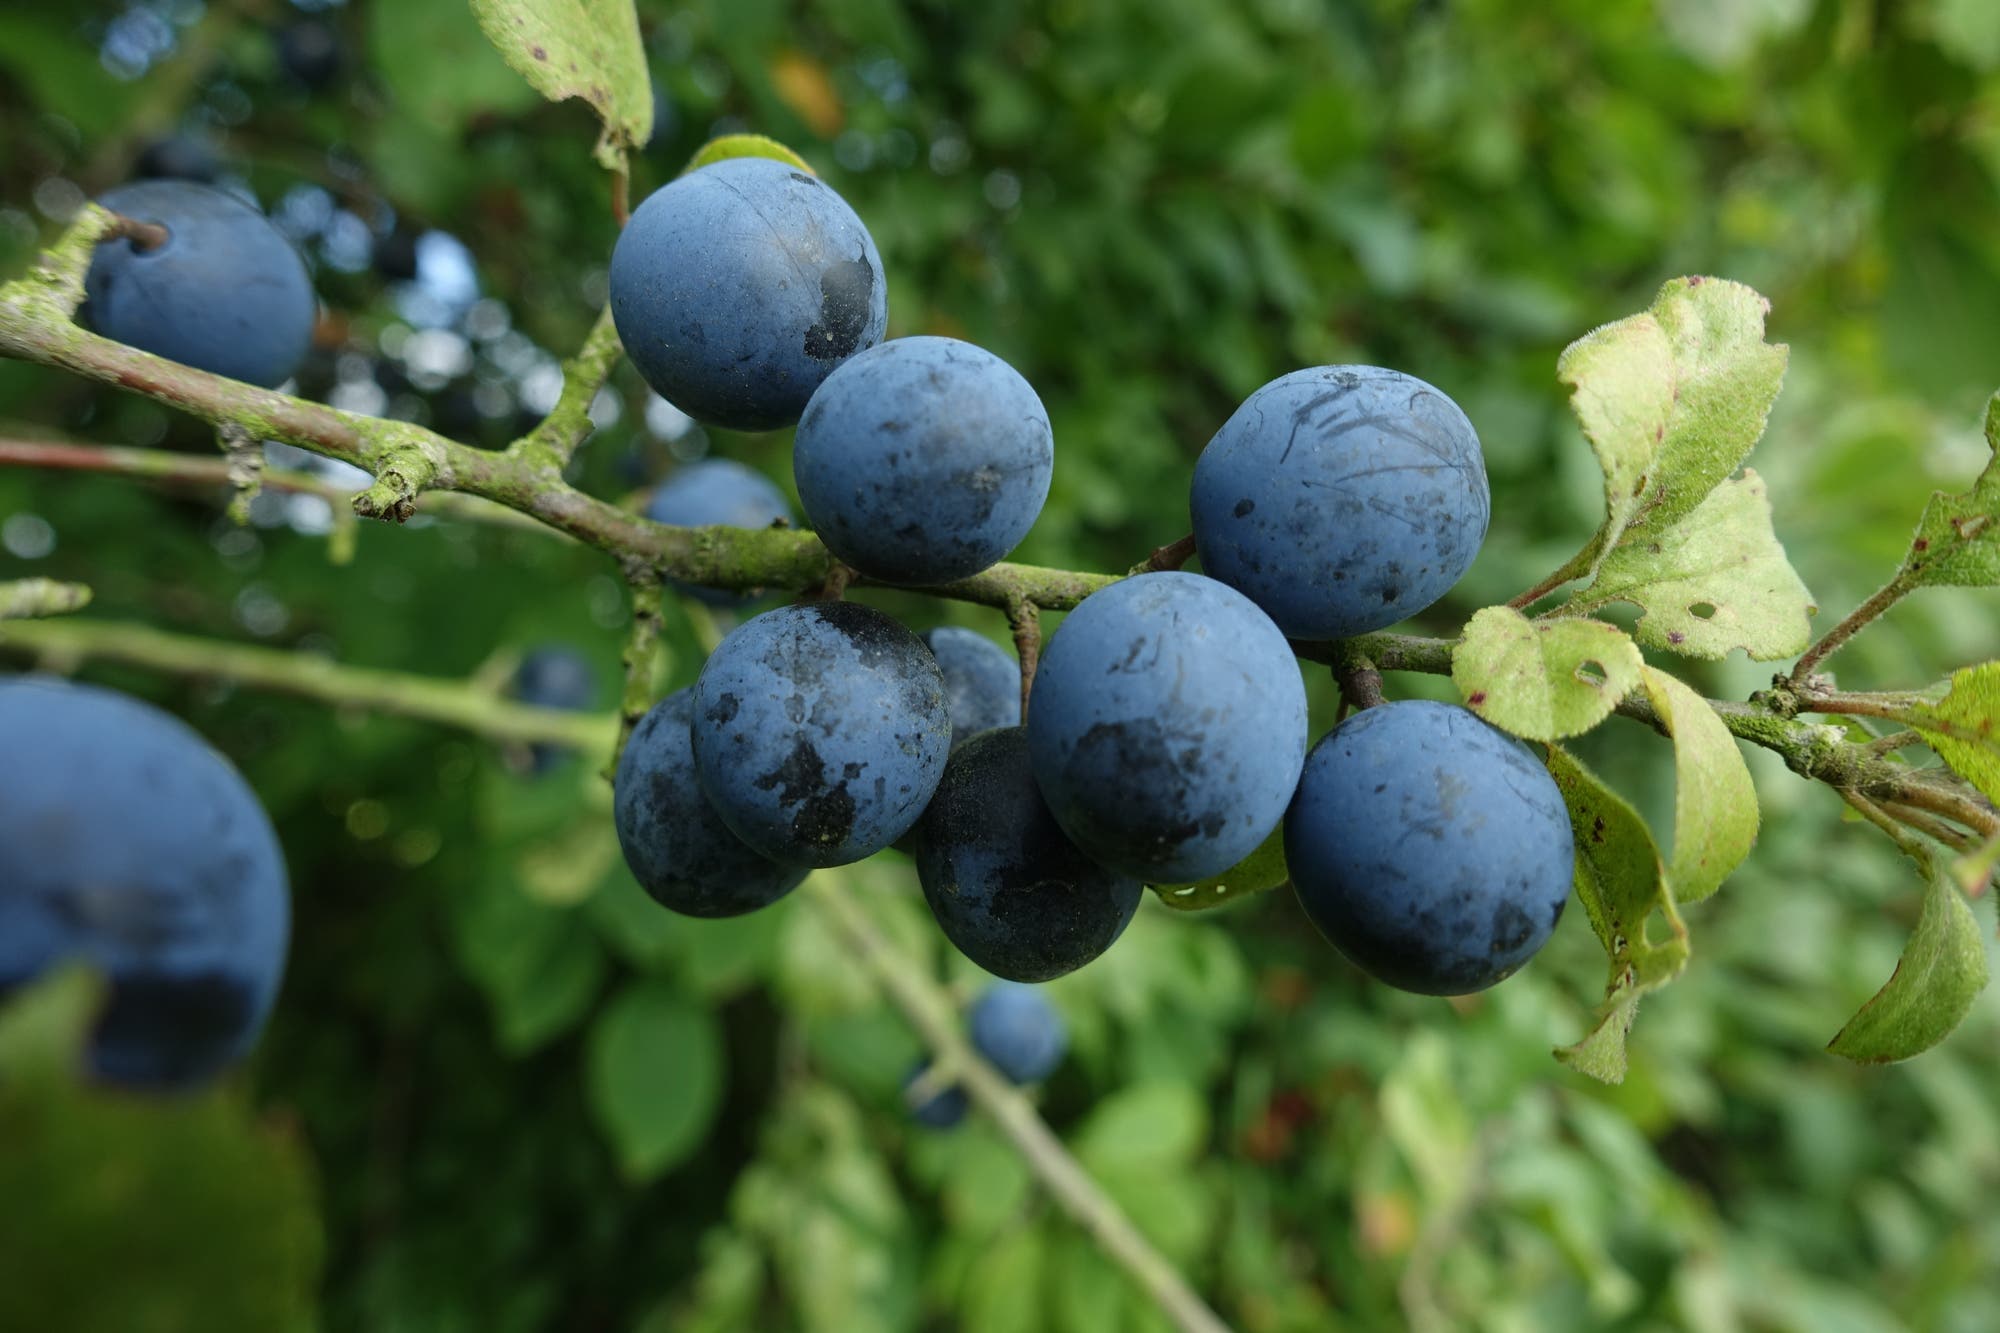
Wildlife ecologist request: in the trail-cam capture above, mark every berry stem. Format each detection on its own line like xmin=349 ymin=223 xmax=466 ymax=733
xmin=101 ymin=212 xmax=170 ymax=253
xmin=1131 ymin=531 xmax=1197 ymax=574
xmin=1007 ymin=597 xmax=1041 ymax=721
xmin=1787 ymin=571 xmax=1916 ymax=686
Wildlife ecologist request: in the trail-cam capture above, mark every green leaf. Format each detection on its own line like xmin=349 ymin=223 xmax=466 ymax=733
xmin=1149 ymin=823 xmax=1288 ymax=911
xmin=684 ymin=134 xmax=816 ymax=175
xmin=1545 ymin=746 xmax=1689 ymax=1083
xmin=962 ymin=1226 xmax=1045 ymax=1333
xmin=469 ymin=0 xmax=652 ymax=171
xmin=1052 ymin=1242 xmax=1130 ymax=1333
xmin=585 ymin=980 xmax=724 ymax=1182
xmin=369 ymin=0 xmax=543 ymax=134
xmin=0 ymin=973 xmax=322 ymax=1333
xmin=1641 ymin=666 xmax=1758 ymax=902
xmin=1072 ymin=1082 xmax=1209 ymax=1172
xmin=1828 ymin=860 xmax=1989 ymax=1062
xmin=1903 ymin=392 xmax=2000 ymax=589
xmin=1577 ymin=470 xmax=1816 ymax=660
xmin=1557 ymin=276 xmax=1788 ymax=572
xmin=1452 ymin=605 xmax=1644 ymax=740
xmin=1909 ymin=662 xmax=2000 ymax=803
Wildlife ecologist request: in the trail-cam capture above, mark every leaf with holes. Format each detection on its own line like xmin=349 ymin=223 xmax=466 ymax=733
xmin=1910 ymin=662 xmax=2000 ymax=804
xmin=1453 ymin=605 xmax=1643 ymax=741
xmin=1903 ymin=392 xmax=2000 ymax=589
xmin=470 ymin=0 xmax=651 ymax=171
xmin=1642 ymin=666 xmax=1758 ymax=902
xmin=1576 ymin=471 xmax=1814 ymax=660
xmin=1545 ymin=745 xmax=1689 ymax=1083
xmin=1828 ymin=856 xmax=1988 ymax=1063
xmin=684 ymin=134 xmax=814 ymax=175
xmin=1557 ymin=276 xmax=1789 ymax=576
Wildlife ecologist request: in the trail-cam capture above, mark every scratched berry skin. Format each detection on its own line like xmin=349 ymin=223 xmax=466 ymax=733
xmin=793 ymin=336 xmax=1053 ymax=584
xmin=608 ymin=156 xmax=887 ymax=431
xmin=1190 ymin=366 xmax=1490 ymax=639
xmin=612 ymin=689 xmax=808 ymax=917
xmin=1285 ymin=700 xmax=1571 ymax=996
xmin=1025 ymin=571 xmax=1307 ymax=883
xmin=690 ymin=601 xmax=949 ymax=866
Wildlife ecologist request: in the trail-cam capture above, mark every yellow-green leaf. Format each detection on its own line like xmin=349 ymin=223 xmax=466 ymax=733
xmin=1453 ymin=605 xmax=1643 ymax=741
xmin=585 ymin=981 xmax=723 ymax=1182
xmin=1902 ymin=391 xmax=2000 ymax=589
xmin=1579 ymin=471 xmax=1815 ymax=661
xmin=1828 ymin=859 xmax=1989 ymax=1063
xmin=1149 ymin=823 xmax=1287 ymax=912
xmin=1641 ymin=666 xmax=1758 ymax=902
xmin=1545 ymin=745 xmax=1689 ymax=1083
xmin=1557 ymin=276 xmax=1788 ymax=580
xmin=684 ymin=133 xmax=814 ymax=175
xmin=1911 ymin=662 xmax=2000 ymax=804
xmin=470 ymin=0 xmax=652 ymax=171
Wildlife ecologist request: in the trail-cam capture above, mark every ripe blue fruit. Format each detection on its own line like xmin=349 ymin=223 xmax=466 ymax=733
xmin=84 ymin=180 xmax=317 ymax=389
xmin=1190 ymin=366 xmax=1490 ymax=639
xmin=918 ymin=727 xmax=1142 ymax=982
xmin=692 ymin=601 xmax=949 ymax=866
xmin=613 ymin=690 xmax=809 ymax=918
xmin=0 ymin=678 xmax=289 ymax=1089
xmin=793 ymin=336 xmax=1053 ymax=584
xmin=905 ymin=1062 xmax=967 ymax=1129
xmin=511 ymin=644 xmax=598 ymax=775
xmin=644 ymin=459 xmax=795 ymax=607
xmin=921 ymin=627 xmax=1020 ymax=751
xmin=1285 ymin=699 xmax=1571 ymax=996
xmin=608 ymin=157 xmax=887 ymax=431
xmin=1026 ymin=571 xmax=1307 ymax=883
xmin=967 ymin=982 xmax=1067 ymax=1083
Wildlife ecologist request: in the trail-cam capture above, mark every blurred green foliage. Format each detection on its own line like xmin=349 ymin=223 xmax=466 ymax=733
xmin=3 ymin=0 xmax=2000 ymax=1329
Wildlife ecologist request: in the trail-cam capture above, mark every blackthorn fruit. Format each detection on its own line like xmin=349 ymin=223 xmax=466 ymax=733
xmin=793 ymin=336 xmax=1052 ymax=584
xmin=1285 ymin=699 xmax=1571 ymax=996
xmin=692 ymin=601 xmax=949 ymax=866
xmin=904 ymin=1062 xmax=967 ymax=1129
xmin=918 ymin=727 xmax=1142 ymax=982
xmin=613 ymin=690 xmax=809 ymax=918
xmin=644 ymin=459 xmax=795 ymax=607
xmin=134 ymin=134 xmax=223 ymax=183
xmin=84 ymin=180 xmax=317 ymax=388
xmin=0 ymin=678 xmax=289 ymax=1089
xmin=1191 ymin=366 xmax=1490 ymax=639
xmin=608 ymin=157 xmax=886 ymax=431
xmin=921 ymin=626 xmax=1020 ymax=752
xmin=512 ymin=645 xmax=598 ymax=775
xmin=967 ymin=982 xmax=1067 ymax=1083
xmin=1026 ymin=571 xmax=1307 ymax=882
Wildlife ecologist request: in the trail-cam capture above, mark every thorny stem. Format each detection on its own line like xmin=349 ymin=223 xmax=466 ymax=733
xmin=810 ymin=871 xmax=1235 ymax=1333
xmin=1787 ymin=572 xmax=1915 ymax=686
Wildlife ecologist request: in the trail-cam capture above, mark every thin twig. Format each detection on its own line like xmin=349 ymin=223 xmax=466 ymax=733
xmin=1130 ymin=532 xmax=1197 ymax=575
xmin=0 ymin=617 xmax=613 ymax=751
xmin=1787 ymin=573 xmax=1914 ymax=686
xmin=1007 ymin=597 xmax=1041 ymax=721
xmin=1880 ymin=801 xmax=1976 ymax=853
xmin=608 ymin=574 xmax=666 ymax=777
xmin=810 ymin=872 xmax=1234 ymax=1333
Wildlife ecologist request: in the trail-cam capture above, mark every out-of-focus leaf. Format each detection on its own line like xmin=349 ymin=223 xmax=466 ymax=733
xmin=1454 ymin=604 xmax=1644 ymax=740
xmin=1546 ymin=746 xmax=1689 ymax=1082
xmin=1902 ymin=392 xmax=2000 ymax=590
xmin=0 ymin=971 xmax=322 ymax=1333
xmin=369 ymin=0 xmax=542 ymax=131
xmin=1149 ymin=823 xmax=1287 ymax=911
xmin=962 ymin=1226 xmax=1045 ymax=1333
xmin=1073 ymin=1081 xmax=1209 ymax=1172
xmin=585 ymin=980 xmax=724 ymax=1182
xmin=1641 ymin=666 xmax=1759 ymax=901
xmin=470 ymin=0 xmax=652 ymax=170
xmin=684 ymin=133 xmax=813 ymax=175
xmin=1828 ymin=860 xmax=1989 ymax=1062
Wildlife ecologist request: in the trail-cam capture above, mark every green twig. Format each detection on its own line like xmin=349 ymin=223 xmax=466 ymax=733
xmin=508 ymin=305 xmax=624 ymax=470
xmin=608 ymin=574 xmax=667 ymax=777
xmin=0 ymin=579 xmax=92 ymax=621
xmin=0 ymin=617 xmax=614 ymax=751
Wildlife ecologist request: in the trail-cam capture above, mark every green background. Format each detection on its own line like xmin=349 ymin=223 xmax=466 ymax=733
xmin=3 ymin=0 xmax=1999 ymax=1328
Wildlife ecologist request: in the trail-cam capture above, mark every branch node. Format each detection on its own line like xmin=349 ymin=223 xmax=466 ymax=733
xmin=352 ymin=452 xmax=438 ymax=524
